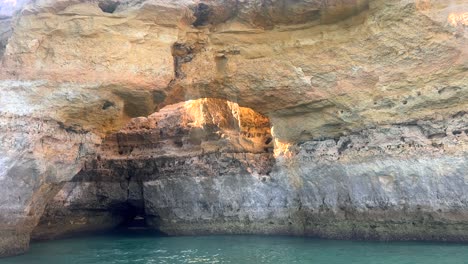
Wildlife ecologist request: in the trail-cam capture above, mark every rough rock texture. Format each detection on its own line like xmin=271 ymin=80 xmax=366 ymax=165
xmin=0 ymin=113 xmax=99 ymax=256
xmin=35 ymin=108 xmax=468 ymax=240
xmin=0 ymin=0 xmax=467 ymax=257
xmin=33 ymin=98 xmax=274 ymax=239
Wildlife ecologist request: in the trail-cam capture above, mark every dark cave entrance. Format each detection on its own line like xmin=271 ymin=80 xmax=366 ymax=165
xmin=116 ymin=199 xmax=155 ymax=232
xmin=32 ymin=98 xmax=274 ymax=240
xmin=31 ymin=167 xmax=165 ymax=240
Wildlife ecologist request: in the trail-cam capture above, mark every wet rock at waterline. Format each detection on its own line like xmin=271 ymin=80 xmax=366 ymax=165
xmin=0 ymin=0 xmax=467 ymax=257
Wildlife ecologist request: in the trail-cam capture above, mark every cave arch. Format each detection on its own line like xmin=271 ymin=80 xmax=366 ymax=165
xmin=32 ymin=98 xmax=275 ymax=239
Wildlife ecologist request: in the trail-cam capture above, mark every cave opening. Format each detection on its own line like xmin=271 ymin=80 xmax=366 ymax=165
xmin=114 ymin=203 xmax=166 ymax=236
xmin=32 ymin=98 xmax=275 ymax=240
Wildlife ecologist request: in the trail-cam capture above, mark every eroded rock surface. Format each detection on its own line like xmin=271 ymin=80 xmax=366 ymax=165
xmin=33 ymin=98 xmax=274 ymax=239
xmin=35 ymin=106 xmax=468 ymax=240
xmin=0 ymin=114 xmax=99 ymax=256
xmin=0 ymin=0 xmax=467 ymax=257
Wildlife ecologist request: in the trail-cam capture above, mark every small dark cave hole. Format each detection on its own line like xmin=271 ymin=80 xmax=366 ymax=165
xmin=192 ymin=3 xmax=211 ymax=27
xmin=102 ymin=100 xmax=115 ymax=110
xmin=99 ymin=1 xmax=120 ymax=14
xmin=118 ymin=204 xmax=147 ymax=230
xmin=115 ymin=203 xmax=166 ymax=236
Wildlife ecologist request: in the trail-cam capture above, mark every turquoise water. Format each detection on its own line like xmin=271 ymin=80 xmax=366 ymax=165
xmin=3 ymin=232 xmax=468 ymax=264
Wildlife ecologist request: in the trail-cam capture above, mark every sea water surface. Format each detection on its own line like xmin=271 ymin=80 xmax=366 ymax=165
xmin=2 ymin=231 xmax=468 ymax=264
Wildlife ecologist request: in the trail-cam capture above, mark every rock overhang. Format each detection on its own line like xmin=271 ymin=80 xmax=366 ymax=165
xmin=0 ymin=0 xmax=467 ymax=257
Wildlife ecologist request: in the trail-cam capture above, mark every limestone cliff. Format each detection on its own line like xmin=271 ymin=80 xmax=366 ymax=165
xmin=0 ymin=0 xmax=467 ymax=257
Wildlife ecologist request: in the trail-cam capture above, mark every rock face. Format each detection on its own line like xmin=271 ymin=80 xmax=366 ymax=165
xmin=34 ymin=102 xmax=468 ymax=241
xmin=33 ymin=98 xmax=274 ymax=239
xmin=0 ymin=0 xmax=467 ymax=257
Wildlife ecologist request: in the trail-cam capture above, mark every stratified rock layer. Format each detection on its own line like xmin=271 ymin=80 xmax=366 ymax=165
xmin=35 ymin=103 xmax=468 ymax=241
xmin=33 ymin=98 xmax=274 ymax=239
xmin=0 ymin=0 xmax=467 ymax=257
